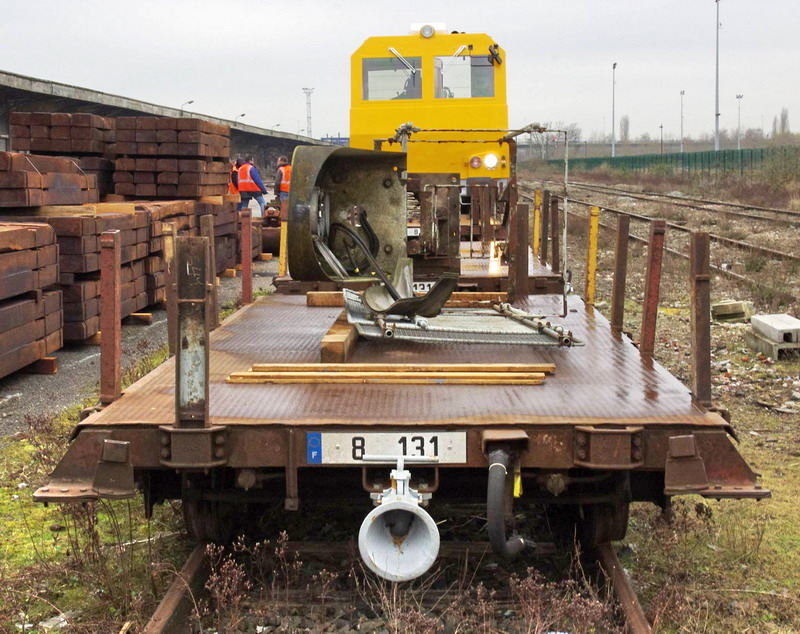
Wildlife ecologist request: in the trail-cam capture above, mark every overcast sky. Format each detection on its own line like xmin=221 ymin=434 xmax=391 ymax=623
xmin=1 ymin=1 xmax=797 ymax=142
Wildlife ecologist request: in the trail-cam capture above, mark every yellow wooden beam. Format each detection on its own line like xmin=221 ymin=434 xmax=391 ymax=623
xmin=249 ymin=362 xmax=556 ymax=374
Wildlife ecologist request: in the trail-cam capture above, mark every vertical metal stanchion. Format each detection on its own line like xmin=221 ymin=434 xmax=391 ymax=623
xmin=640 ymin=220 xmax=666 ymax=356
xmin=241 ymin=209 xmax=253 ymax=305
xmin=540 ymin=191 xmax=550 ymax=265
xmin=100 ymin=230 xmax=122 ymax=405
xmin=532 ymin=189 xmax=542 ymax=259
xmin=585 ymin=206 xmax=600 ymax=305
xmin=690 ymin=232 xmax=713 ymax=407
xmin=164 ymin=222 xmax=178 ymax=357
xmin=507 ymin=202 xmax=530 ymax=303
xmin=200 ymin=214 xmax=219 ymax=329
xmin=610 ymin=215 xmax=630 ymax=334
xmin=174 ymin=236 xmax=211 ymax=428
xmin=549 ymin=196 xmax=560 ymax=274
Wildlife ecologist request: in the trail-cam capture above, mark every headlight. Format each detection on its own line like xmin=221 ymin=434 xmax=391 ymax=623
xmin=420 ymin=24 xmax=434 ymax=38
xmin=469 ymin=156 xmax=482 ymax=169
xmin=483 ymin=153 xmax=499 ymax=170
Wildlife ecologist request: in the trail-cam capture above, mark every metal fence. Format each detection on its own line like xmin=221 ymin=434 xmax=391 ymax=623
xmin=554 ymin=146 xmax=800 ymax=175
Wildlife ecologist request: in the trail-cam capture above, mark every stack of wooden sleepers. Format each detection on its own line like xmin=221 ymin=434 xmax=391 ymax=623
xmin=195 ymin=200 xmax=238 ymax=274
xmin=0 ymin=223 xmax=62 ymax=379
xmin=8 ymin=112 xmax=116 ymax=157
xmin=0 ymin=152 xmax=99 ymax=207
xmin=114 ymin=117 xmax=231 ymax=199
xmin=9 ymin=113 xmax=116 ymax=198
xmin=0 ymin=206 xmax=156 ymax=341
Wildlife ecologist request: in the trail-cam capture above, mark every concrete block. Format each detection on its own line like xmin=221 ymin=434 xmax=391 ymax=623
xmin=711 ymin=300 xmax=754 ymax=323
xmin=751 ymin=314 xmax=800 ymax=343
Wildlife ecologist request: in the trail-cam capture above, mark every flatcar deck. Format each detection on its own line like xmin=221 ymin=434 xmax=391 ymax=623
xmin=81 ymin=293 xmax=720 ymax=429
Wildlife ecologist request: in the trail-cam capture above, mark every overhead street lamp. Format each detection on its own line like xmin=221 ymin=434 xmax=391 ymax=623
xmin=736 ymin=94 xmax=743 ymax=150
xmin=714 ymin=0 xmax=721 ymax=151
xmin=680 ymin=90 xmax=685 ymax=153
xmin=235 ymin=113 xmax=246 ymax=123
xmin=611 ymin=62 xmax=617 ymax=158
xmin=180 ymin=99 xmax=194 ymax=115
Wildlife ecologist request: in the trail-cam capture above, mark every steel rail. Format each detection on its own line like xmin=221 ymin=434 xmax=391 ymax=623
xmin=568 ymin=179 xmax=800 ymax=220
xmin=518 ymin=189 xmax=789 ymax=298
xmin=535 ymin=179 xmax=800 ymax=225
xmin=143 ymin=544 xmax=207 ymax=634
xmin=519 ymin=189 xmax=800 ymax=264
xmin=596 ymin=542 xmax=653 ymax=634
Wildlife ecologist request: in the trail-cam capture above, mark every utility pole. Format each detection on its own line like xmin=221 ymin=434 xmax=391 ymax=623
xmin=715 ymin=0 xmax=721 ymax=151
xmin=611 ymin=62 xmax=617 ymax=158
xmin=680 ymin=90 xmax=685 ymax=153
xmin=659 ymin=124 xmax=664 ymax=155
xmin=302 ymin=87 xmax=314 ymax=138
xmin=736 ymin=94 xmax=743 ymax=150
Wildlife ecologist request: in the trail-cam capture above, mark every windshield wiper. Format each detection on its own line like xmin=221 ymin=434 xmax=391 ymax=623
xmin=389 ymin=47 xmax=417 ymax=78
xmin=441 ymin=45 xmax=467 ymax=73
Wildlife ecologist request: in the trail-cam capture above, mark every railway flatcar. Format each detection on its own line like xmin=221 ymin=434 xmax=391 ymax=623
xmin=34 ymin=30 xmax=769 ymax=587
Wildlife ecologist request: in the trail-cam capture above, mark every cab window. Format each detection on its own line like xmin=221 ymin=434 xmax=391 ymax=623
xmin=362 ymin=57 xmax=422 ymax=101
xmin=434 ymin=55 xmax=494 ymax=99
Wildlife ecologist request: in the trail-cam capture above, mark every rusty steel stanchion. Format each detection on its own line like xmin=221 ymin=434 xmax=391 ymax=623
xmin=540 ymin=191 xmax=550 ymax=265
xmin=163 ymin=222 xmax=178 ymax=357
xmin=610 ymin=215 xmax=630 ymax=334
xmin=690 ymin=232 xmax=713 ymax=407
xmin=200 ymin=214 xmax=219 ymax=329
xmin=174 ymin=236 xmax=211 ymax=428
xmin=640 ymin=220 xmax=666 ymax=356
xmin=585 ymin=206 xmax=600 ymax=305
xmin=507 ymin=202 xmax=530 ymax=303
xmin=241 ymin=209 xmax=253 ymax=305
xmin=99 ymin=230 xmax=122 ymax=405
xmin=549 ymin=196 xmax=560 ymax=274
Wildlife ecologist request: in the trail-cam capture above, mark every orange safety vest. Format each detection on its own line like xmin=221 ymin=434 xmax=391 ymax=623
xmin=237 ymin=163 xmax=261 ymax=192
xmin=278 ymin=164 xmax=292 ymax=193
xmin=228 ymin=166 xmax=238 ymax=194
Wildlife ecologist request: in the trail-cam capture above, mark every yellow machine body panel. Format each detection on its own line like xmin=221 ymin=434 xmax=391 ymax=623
xmin=350 ymin=29 xmax=509 ymax=181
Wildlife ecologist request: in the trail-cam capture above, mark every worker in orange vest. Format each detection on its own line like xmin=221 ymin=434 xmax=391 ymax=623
xmin=228 ymin=157 xmax=243 ymax=195
xmin=274 ymin=155 xmax=292 ymax=202
xmin=237 ymin=155 xmax=267 ymax=216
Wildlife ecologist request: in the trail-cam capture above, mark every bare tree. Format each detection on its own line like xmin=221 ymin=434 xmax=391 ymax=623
xmin=619 ymin=115 xmax=630 ymax=143
xmin=780 ymin=107 xmax=790 ymax=134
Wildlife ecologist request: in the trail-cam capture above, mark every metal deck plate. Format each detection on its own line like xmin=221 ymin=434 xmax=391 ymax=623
xmin=81 ymin=294 xmax=717 ymax=429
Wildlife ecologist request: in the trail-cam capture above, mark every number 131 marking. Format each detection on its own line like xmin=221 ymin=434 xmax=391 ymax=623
xmin=398 ymin=436 xmax=438 ymax=456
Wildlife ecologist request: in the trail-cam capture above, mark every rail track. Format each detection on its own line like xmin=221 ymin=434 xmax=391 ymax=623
xmin=143 ymin=539 xmax=652 ymax=633
xmin=519 ymin=184 xmax=799 ymax=305
xmin=533 ymin=179 xmax=800 ymax=227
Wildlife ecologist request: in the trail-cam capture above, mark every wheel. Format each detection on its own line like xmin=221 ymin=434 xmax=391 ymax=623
xmin=578 ymin=502 xmax=630 ymax=549
xmin=181 ymin=474 xmax=233 ymax=543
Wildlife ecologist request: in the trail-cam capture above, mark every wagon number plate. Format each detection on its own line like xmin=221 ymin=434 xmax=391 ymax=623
xmin=306 ymin=431 xmax=467 ymax=464
xmin=412 ymin=281 xmax=434 ymax=293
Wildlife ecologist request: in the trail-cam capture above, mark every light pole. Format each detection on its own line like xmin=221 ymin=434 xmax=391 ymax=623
xmin=736 ymin=94 xmax=743 ymax=150
xmin=302 ymin=88 xmax=314 ymax=138
xmin=179 ymin=100 xmax=194 ymax=115
xmin=659 ymin=124 xmax=664 ymax=155
xmin=680 ymin=90 xmax=685 ymax=153
xmin=714 ymin=0 xmax=720 ymax=151
xmin=235 ymin=113 xmax=246 ymax=123
xmin=611 ymin=62 xmax=617 ymax=158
